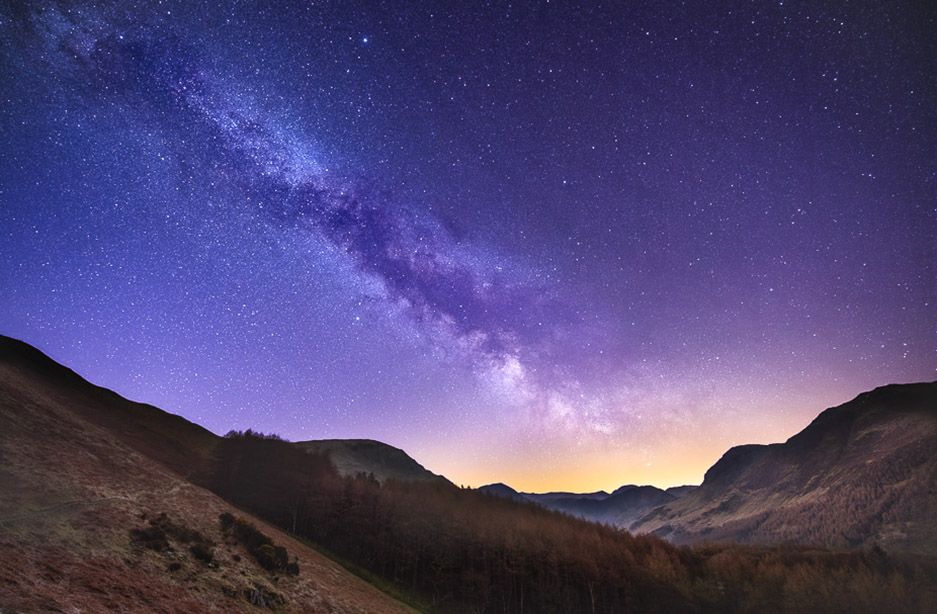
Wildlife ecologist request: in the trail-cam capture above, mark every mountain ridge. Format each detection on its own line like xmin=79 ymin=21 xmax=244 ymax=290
xmin=477 ymin=381 xmax=937 ymax=556
xmin=479 ymin=482 xmax=690 ymax=529
xmin=4 ymin=334 xmax=936 ymax=557
xmin=632 ymin=381 xmax=937 ymax=554
xmin=295 ymin=438 xmax=450 ymax=485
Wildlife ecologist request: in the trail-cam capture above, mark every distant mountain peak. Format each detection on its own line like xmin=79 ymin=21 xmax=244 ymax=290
xmin=477 ymin=483 xmax=529 ymax=503
xmin=477 ymin=483 xmax=521 ymax=496
xmin=295 ymin=438 xmax=451 ymax=485
xmin=479 ymin=482 xmax=517 ymax=491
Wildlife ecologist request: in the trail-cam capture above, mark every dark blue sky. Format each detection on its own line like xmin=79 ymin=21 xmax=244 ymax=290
xmin=1 ymin=1 xmax=934 ymax=490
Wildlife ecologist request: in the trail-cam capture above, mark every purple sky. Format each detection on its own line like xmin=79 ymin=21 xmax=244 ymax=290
xmin=1 ymin=1 xmax=934 ymax=490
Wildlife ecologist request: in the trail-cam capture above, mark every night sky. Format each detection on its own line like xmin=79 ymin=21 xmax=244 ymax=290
xmin=1 ymin=1 xmax=935 ymax=491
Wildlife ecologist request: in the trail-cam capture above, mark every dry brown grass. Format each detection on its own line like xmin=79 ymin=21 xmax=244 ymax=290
xmin=0 ymin=354 xmax=413 ymax=613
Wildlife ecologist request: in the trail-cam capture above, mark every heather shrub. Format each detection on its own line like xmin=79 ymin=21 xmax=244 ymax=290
xmin=131 ymin=512 xmax=214 ymax=563
xmin=130 ymin=525 xmax=169 ymax=551
xmin=190 ymin=542 xmax=214 ymax=564
xmin=220 ymin=514 xmax=298 ymax=575
xmin=219 ymin=512 xmax=235 ymax=530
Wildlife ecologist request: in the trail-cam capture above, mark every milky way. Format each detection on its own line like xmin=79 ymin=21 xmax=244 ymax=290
xmin=2 ymin=1 xmax=934 ymax=490
xmin=32 ymin=5 xmax=560 ymax=360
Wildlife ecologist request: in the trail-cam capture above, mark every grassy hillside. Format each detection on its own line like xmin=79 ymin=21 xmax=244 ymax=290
xmin=0 ymin=336 xmax=413 ymax=613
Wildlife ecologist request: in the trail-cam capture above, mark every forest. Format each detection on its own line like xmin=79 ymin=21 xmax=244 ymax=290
xmin=205 ymin=431 xmax=937 ymax=613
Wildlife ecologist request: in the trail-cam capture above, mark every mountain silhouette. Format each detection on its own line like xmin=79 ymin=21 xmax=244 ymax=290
xmin=631 ymin=382 xmax=937 ymax=554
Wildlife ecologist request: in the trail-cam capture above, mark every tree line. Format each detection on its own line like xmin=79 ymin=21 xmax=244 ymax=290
xmin=204 ymin=430 xmax=936 ymax=613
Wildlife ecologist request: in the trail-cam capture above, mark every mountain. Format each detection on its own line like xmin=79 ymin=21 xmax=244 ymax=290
xmin=524 ymin=490 xmax=610 ymax=503
xmin=477 ymin=482 xmax=529 ymax=502
xmin=578 ymin=485 xmax=678 ymax=528
xmin=296 ymin=438 xmax=450 ymax=484
xmin=478 ymin=383 xmax=937 ymax=556
xmin=480 ymin=483 xmax=676 ymax=529
xmin=0 ymin=335 xmax=411 ymax=613
xmin=522 ymin=485 xmax=676 ymax=529
xmin=631 ymin=382 xmax=937 ymax=555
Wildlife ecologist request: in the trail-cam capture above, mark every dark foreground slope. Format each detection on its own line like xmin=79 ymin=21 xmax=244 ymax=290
xmin=632 ymin=383 xmax=937 ymax=555
xmin=0 ymin=336 xmax=412 ymax=613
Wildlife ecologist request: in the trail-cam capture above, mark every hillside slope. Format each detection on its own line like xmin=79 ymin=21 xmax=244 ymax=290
xmin=632 ymin=382 xmax=937 ymax=555
xmin=296 ymin=439 xmax=450 ymax=485
xmin=0 ymin=335 xmax=412 ymax=613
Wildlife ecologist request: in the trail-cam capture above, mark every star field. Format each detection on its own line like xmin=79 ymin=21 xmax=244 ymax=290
xmin=1 ymin=1 xmax=934 ymax=491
